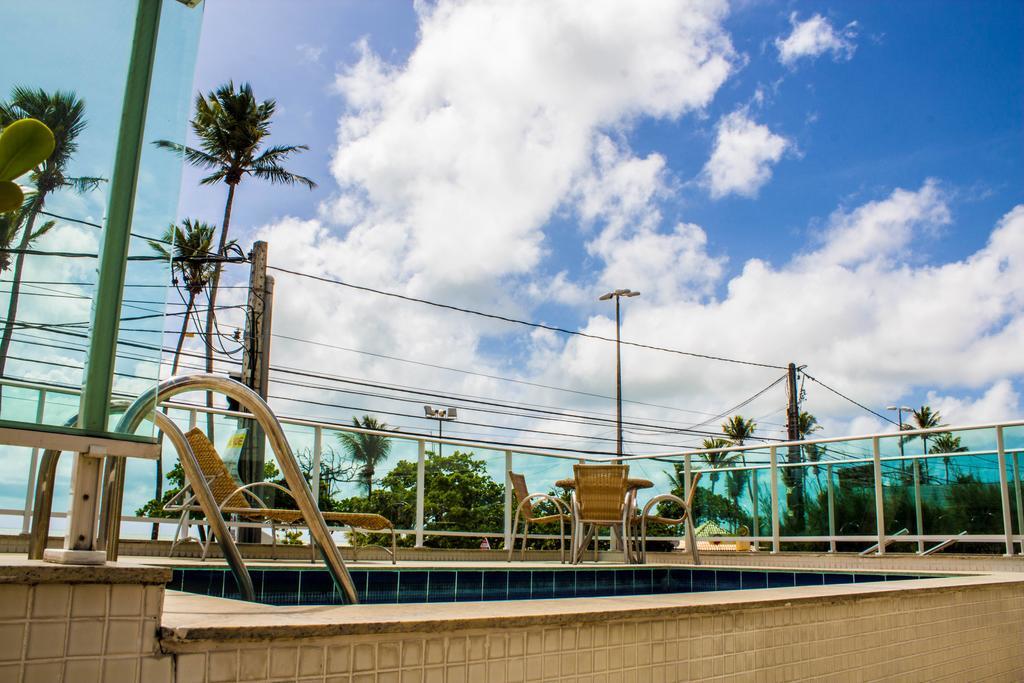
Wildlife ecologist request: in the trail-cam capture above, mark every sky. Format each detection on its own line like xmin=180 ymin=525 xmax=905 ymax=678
xmin=4 ymin=0 xmax=1023 ymax=519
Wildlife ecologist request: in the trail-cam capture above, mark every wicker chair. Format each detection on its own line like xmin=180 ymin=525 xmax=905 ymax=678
xmin=166 ymin=428 xmax=397 ymax=563
xmin=634 ymin=471 xmax=703 ymax=565
xmin=570 ymin=464 xmax=630 ymax=564
xmin=507 ymin=472 xmax=573 ymax=562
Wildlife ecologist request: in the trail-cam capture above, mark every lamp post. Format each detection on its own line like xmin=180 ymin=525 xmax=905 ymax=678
xmin=423 ymin=406 xmax=457 ymax=457
xmin=598 ymin=289 xmax=640 ymax=459
xmin=888 ymin=404 xmax=922 ymax=552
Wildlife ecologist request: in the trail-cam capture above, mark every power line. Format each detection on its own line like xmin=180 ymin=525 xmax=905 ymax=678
xmin=802 ymin=371 xmax=897 ymax=425
xmin=267 ymin=266 xmax=787 ymax=370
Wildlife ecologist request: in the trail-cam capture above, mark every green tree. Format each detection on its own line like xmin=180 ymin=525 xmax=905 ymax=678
xmin=0 ymin=87 xmax=104 ymax=379
xmin=154 ymin=82 xmax=315 ymax=434
xmin=721 ymin=415 xmax=758 ymax=528
xmin=0 ymin=208 xmax=53 ymax=272
xmin=696 ymin=437 xmax=736 ymax=497
xmin=929 ymin=432 xmax=968 ymax=485
xmin=336 ymin=416 xmax=393 ymax=496
xmin=903 ymin=406 xmax=944 ymax=482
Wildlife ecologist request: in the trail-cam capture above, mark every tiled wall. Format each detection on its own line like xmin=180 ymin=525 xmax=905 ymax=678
xmin=0 ymin=582 xmax=172 ymax=683
xmin=168 ymin=581 xmax=1024 ymax=683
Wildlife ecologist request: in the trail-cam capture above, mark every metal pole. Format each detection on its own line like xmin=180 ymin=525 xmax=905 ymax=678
xmin=48 ymin=0 xmax=163 ymax=566
xmin=995 ymin=427 xmax=1014 ymax=556
xmin=1013 ymin=452 xmax=1023 ymax=555
xmin=871 ymin=436 xmax=886 ymax=555
xmin=683 ymin=453 xmax=692 ymax=552
xmin=826 ymin=463 xmax=836 ymax=553
xmin=311 ymin=426 xmax=322 ymax=505
xmin=21 ymin=388 xmax=46 ymax=534
xmin=769 ymin=446 xmax=779 ymax=553
xmin=615 ymin=295 xmax=622 ymax=459
xmin=414 ymin=439 xmax=426 ymax=548
xmin=503 ymin=450 xmax=512 ymax=550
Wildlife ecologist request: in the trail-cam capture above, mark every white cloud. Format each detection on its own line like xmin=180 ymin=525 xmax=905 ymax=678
xmin=296 ymin=43 xmax=325 ymax=65
xmin=775 ymin=13 xmax=857 ymax=67
xmin=701 ymin=109 xmax=790 ymax=199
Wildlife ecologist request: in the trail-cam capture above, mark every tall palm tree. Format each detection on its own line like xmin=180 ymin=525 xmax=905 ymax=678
xmin=721 ymin=415 xmax=758 ymax=526
xmin=929 ymin=432 xmax=967 ymax=485
xmin=148 ymin=219 xmax=222 ymax=375
xmin=0 ymin=206 xmax=54 ymax=273
xmin=337 ymin=416 xmax=393 ymax=496
xmin=697 ymin=437 xmax=736 ymax=497
xmin=0 ymin=88 xmax=103 ymax=379
xmin=154 ymin=82 xmax=316 ymax=432
xmin=798 ymin=411 xmax=824 ymax=493
xmin=903 ymin=406 xmax=943 ymax=482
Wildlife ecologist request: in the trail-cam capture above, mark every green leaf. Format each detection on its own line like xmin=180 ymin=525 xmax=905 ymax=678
xmin=0 ymin=118 xmax=55 ymax=182
xmin=0 ymin=181 xmax=22 ymax=212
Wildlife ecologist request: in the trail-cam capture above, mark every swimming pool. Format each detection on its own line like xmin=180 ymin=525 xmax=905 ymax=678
xmin=169 ymin=566 xmax=938 ymax=606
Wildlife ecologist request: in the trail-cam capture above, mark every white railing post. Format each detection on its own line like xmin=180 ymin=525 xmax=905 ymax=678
xmin=21 ymin=388 xmax=47 ymax=534
xmin=311 ymin=426 xmax=322 ymax=506
xmin=912 ymin=456 xmax=924 ymax=554
xmin=827 ymin=463 xmax=836 ymax=553
xmin=415 ymin=439 xmax=426 ymax=548
xmin=872 ymin=436 xmax=886 ymax=555
xmin=683 ymin=453 xmax=692 ymax=552
xmin=770 ymin=446 xmax=780 ymax=553
xmin=188 ymin=408 xmax=197 ymax=432
xmin=1013 ymin=451 xmax=1023 ymax=556
xmin=503 ymin=450 xmax=512 ymax=550
xmin=995 ymin=427 xmax=1014 ymax=556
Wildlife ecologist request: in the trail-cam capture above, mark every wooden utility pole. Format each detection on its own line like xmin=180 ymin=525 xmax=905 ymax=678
xmin=238 ymin=241 xmax=274 ymax=541
xmin=785 ymin=362 xmax=804 ymax=532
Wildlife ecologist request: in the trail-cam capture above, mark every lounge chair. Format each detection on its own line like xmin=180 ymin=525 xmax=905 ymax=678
xmin=166 ymin=428 xmax=396 ymax=564
xmin=633 ymin=471 xmax=702 ymax=564
xmin=507 ymin=471 xmax=573 ymax=563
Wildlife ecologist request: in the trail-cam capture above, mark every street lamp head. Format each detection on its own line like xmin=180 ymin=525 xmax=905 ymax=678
xmin=624 ymin=290 xmax=640 ymax=297
xmin=886 ymin=406 xmax=897 ymax=411
xmin=447 ymin=407 xmax=458 ymax=419
xmin=598 ymin=292 xmax=614 ymax=301
xmin=900 ymin=406 xmax=913 ymax=412
xmin=424 ymin=405 xmax=434 ymax=416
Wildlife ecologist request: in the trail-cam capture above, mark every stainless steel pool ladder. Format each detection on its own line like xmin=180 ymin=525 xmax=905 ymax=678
xmin=859 ymin=527 xmax=908 ymax=556
xmin=28 ymin=374 xmax=361 ymax=605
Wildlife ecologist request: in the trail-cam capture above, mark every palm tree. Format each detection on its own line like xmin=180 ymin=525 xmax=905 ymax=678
xmin=929 ymin=432 xmax=967 ymax=485
xmin=0 ymin=206 xmax=54 ymax=273
xmin=798 ymin=411 xmax=824 ymax=493
xmin=154 ymin=82 xmax=316 ymax=430
xmin=0 ymin=88 xmax=103 ymax=379
xmin=697 ymin=437 xmax=736 ymax=497
xmin=721 ymin=415 xmax=759 ymax=526
xmin=903 ymin=406 xmax=944 ymax=482
xmin=148 ymin=219 xmax=222 ymax=375
xmin=337 ymin=416 xmax=393 ymax=496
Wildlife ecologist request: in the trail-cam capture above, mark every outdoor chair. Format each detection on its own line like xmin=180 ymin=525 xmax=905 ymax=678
xmin=507 ymin=471 xmax=573 ymax=563
xmin=571 ymin=464 xmax=630 ymax=564
xmin=633 ymin=471 xmax=702 ymax=565
xmin=165 ymin=428 xmax=397 ymax=564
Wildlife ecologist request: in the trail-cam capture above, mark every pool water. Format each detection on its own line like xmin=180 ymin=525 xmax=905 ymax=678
xmin=169 ymin=567 xmax=935 ymax=606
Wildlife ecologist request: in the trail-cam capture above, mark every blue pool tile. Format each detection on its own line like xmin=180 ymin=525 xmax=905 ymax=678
xmin=181 ymin=569 xmax=221 ymax=598
xmin=456 ymin=572 xmax=483 ymax=602
xmin=595 ymin=570 xmax=615 ymax=596
xmin=170 ymin=570 xmax=184 ymax=592
xmin=553 ymin=571 xmax=575 ymax=599
xmin=766 ymin=572 xmax=795 ymax=589
xmin=483 ymin=571 xmax=508 ymax=601
xmin=652 ymin=568 xmax=669 ymax=593
xmin=298 ymin=571 xmax=336 ymax=604
xmin=427 ymin=571 xmax=456 ymax=602
xmin=740 ymin=571 xmax=767 ymax=590
xmin=716 ymin=570 xmax=742 ymax=591
xmin=692 ymin=569 xmax=716 ymax=592
xmin=823 ymin=573 xmax=854 ymax=585
xmin=668 ymin=569 xmax=691 ymax=593
xmin=855 ymin=573 xmax=885 ymax=583
xmin=885 ymin=574 xmax=915 ymax=582
xmin=262 ymin=571 xmax=301 ymax=605
xmin=614 ymin=570 xmax=635 ymax=596
xmin=575 ymin=571 xmax=597 ymax=597
xmin=365 ymin=571 xmax=399 ymax=604
xmin=531 ymin=571 xmax=554 ymax=599
xmin=633 ymin=569 xmax=654 ymax=595
xmin=398 ymin=571 xmax=429 ymax=603
xmin=794 ymin=572 xmax=824 ymax=586
xmin=507 ymin=571 xmax=532 ymax=600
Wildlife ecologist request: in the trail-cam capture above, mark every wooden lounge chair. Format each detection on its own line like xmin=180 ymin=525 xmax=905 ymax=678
xmin=633 ymin=471 xmax=703 ymax=564
xmin=571 ymin=464 xmax=630 ymax=564
xmin=166 ymin=428 xmax=396 ymax=564
xmin=507 ymin=471 xmax=573 ymax=563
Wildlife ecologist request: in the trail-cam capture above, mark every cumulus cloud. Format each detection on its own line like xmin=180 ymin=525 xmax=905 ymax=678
xmin=701 ymin=109 xmax=791 ymax=199
xmin=775 ymin=13 xmax=857 ymax=67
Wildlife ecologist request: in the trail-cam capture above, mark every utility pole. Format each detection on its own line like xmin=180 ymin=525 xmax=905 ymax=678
xmin=785 ymin=362 xmax=804 ymax=532
xmin=238 ymin=241 xmax=273 ymax=543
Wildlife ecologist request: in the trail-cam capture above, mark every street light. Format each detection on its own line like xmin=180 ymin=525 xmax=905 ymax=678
xmin=598 ymin=288 xmax=640 ymax=458
xmin=886 ymin=405 xmax=913 ymax=456
xmin=424 ymin=406 xmax=457 ymax=457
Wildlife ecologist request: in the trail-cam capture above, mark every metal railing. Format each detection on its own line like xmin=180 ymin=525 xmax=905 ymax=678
xmin=2 ymin=377 xmax=1022 ymax=557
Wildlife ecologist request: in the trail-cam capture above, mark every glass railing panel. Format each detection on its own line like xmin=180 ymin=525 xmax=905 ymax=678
xmin=825 ymin=439 xmax=878 ymax=548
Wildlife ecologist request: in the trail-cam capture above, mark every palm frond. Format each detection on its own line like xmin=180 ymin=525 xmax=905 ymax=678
xmin=250 ymin=165 xmax=316 ymax=188
xmin=28 ymin=219 xmax=56 ymax=241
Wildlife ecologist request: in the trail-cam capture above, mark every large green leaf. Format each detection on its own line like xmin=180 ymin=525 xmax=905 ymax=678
xmin=0 ymin=180 xmax=22 ymax=212
xmin=0 ymin=118 xmax=55 ymax=182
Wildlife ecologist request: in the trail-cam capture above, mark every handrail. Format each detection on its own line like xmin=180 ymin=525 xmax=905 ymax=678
xmin=921 ymin=531 xmax=968 ymax=556
xmin=106 ymin=374 xmax=360 ymax=604
xmin=859 ymin=528 xmax=909 ymax=556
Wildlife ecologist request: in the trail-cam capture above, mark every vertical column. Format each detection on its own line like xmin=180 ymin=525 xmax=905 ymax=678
xmin=871 ymin=436 xmax=886 ymax=555
xmin=995 ymin=427 xmax=1014 ymax=556
xmin=912 ymin=457 xmax=924 ymax=554
xmin=414 ymin=440 xmax=426 ymax=548
xmin=1012 ymin=452 xmax=1023 ymax=555
xmin=21 ymin=389 xmax=47 ymax=534
xmin=311 ymin=427 xmax=322 ymax=505
xmin=770 ymin=446 xmax=780 ymax=554
xmin=827 ymin=463 xmax=836 ymax=553
xmin=683 ymin=454 xmax=692 ymax=551
xmin=503 ymin=450 xmax=512 ymax=550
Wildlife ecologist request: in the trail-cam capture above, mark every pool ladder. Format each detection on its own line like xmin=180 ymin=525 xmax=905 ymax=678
xmin=27 ymin=374 xmax=361 ymax=604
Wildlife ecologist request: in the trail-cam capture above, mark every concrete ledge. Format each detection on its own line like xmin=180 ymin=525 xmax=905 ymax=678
xmin=0 ymin=557 xmax=171 ymax=585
